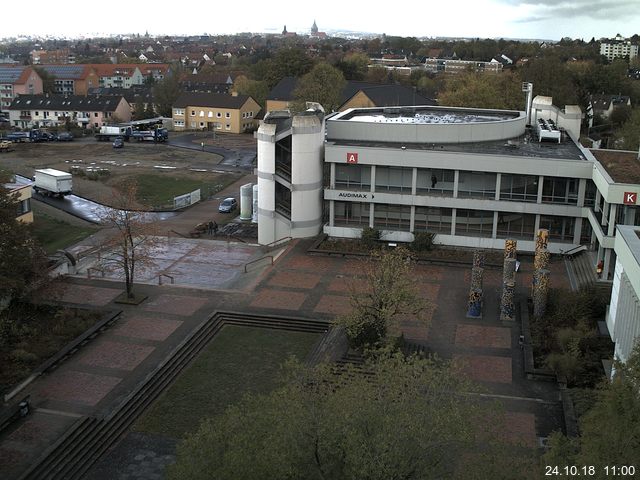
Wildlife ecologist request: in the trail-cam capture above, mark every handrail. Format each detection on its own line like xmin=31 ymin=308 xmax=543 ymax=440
xmin=244 ymin=255 xmax=274 ymax=273
xmin=158 ymin=273 xmax=175 ymax=285
xmin=262 ymin=236 xmax=292 ymax=252
xmin=87 ymin=267 xmax=105 ymax=279
xmin=561 ymin=244 xmax=587 ymax=257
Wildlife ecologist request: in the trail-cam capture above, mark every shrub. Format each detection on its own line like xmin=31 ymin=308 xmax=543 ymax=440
xmin=10 ymin=348 xmax=38 ymax=365
xmin=360 ymin=227 xmax=380 ymax=249
xmin=411 ymin=232 xmax=435 ymax=252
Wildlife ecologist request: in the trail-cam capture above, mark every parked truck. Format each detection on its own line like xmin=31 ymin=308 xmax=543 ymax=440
xmin=6 ymin=129 xmax=54 ymax=143
xmin=131 ymin=128 xmax=169 ymax=142
xmin=95 ymin=125 xmax=132 ymax=142
xmin=33 ymin=168 xmax=73 ymax=197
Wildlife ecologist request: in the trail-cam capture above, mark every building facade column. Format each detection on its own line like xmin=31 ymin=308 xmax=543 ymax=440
xmin=453 ymin=170 xmax=459 ymax=198
xmin=537 ymin=175 xmax=544 ymax=203
xmin=495 ymin=173 xmax=501 ymax=201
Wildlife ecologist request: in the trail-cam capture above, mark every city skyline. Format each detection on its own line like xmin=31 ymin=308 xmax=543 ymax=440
xmin=3 ymin=0 xmax=639 ymax=42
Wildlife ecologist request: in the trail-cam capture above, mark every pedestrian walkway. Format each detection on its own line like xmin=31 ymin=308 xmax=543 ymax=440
xmin=0 ymin=238 xmax=572 ymax=478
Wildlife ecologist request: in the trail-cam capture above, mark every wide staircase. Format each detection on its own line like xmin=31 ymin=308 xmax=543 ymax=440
xmin=564 ymin=248 xmax=612 ymax=296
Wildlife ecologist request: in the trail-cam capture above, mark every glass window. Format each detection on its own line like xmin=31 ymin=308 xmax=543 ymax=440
xmin=496 ymin=212 xmax=536 ymax=240
xmin=416 ymin=168 xmax=454 ymax=196
xmin=334 ymin=201 xmax=370 ymax=227
xmin=500 ymin=174 xmax=538 ymax=202
xmin=455 ymin=209 xmax=494 ymax=237
xmin=335 ymin=164 xmax=371 ymax=191
xmin=373 ymin=203 xmax=411 ymax=231
xmin=375 ymin=166 xmax=413 ymax=194
xmin=539 ymin=215 xmax=575 ymax=243
xmin=584 ymin=180 xmax=597 ymax=208
xmin=457 ymin=171 xmax=496 ymax=199
xmin=414 ymin=206 xmax=452 ymax=234
xmin=542 ymin=177 xmax=578 ymax=205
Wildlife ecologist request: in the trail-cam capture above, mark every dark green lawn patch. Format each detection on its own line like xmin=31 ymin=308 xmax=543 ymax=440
xmin=134 ymin=325 xmax=320 ymax=439
xmin=115 ymin=172 xmax=240 ymax=209
xmin=31 ymin=213 xmax=97 ymax=254
xmin=0 ymin=303 xmax=102 ymax=394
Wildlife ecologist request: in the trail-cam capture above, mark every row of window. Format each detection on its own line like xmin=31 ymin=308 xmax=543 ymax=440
xmin=334 ymin=165 xmax=582 ymax=205
xmin=175 ymin=109 xmax=255 ymax=118
xmin=333 ymin=202 xmax=581 ymax=243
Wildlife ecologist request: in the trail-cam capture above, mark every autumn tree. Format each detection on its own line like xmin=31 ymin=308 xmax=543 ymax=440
xmin=439 ymin=71 xmax=523 ymax=110
xmin=334 ymin=247 xmax=428 ymax=349
xmin=97 ymin=181 xmax=158 ymax=300
xmin=292 ymin=62 xmax=346 ymax=113
xmin=33 ymin=66 xmax=56 ymax=95
xmin=252 ymin=47 xmax=313 ymax=89
xmin=233 ymin=75 xmax=269 ymax=108
xmin=168 ymin=352 xmax=534 ymax=480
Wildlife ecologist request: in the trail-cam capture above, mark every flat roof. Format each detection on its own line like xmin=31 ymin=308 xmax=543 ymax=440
xmin=329 ymin=133 xmax=587 ymax=161
xmin=334 ymin=106 xmax=520 ymax=124
xmin=589 ymin=149 xmax=640 ymax=184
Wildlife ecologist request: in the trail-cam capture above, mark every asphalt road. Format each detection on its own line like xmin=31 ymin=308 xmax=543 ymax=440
xmin=168 ymin=133 xmax=256 ymax=170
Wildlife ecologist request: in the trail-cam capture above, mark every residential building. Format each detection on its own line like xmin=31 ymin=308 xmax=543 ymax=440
xmin=257 ymin=98 xmax=640 ymax=284
xmin=37 ymin=65 xmax=99 ymax=95
xmin=139 ymin=64 xmax=170 ymax=82
xmin=0 ymin=66 xmax=43 ymax=112
xmin=88 ymin=86 xmax=155 ymax=116
xmin=30 ymin=49 xmax=75 ymax=64
xmin=8 ymin=94 xmax=131 ymax=129
xmin=172 ymin=92 xmax=260 ymax=133
xmin=3 ymin=182 xmax=33 ymax=224
xmin=606 ymin=224 xmax=640 ymax=368
xmin=91 ymin=64 xmax=144 ymax=88
xmin=600 ymin=36 xmax=639 ymax=61
xmin=265 ymin=77 xmax=434 ymax=114
xmin=589 ymin=94 xmax=631 ymax=124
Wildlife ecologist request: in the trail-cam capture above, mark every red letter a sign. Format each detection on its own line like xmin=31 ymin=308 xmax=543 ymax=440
xmin=346 ymin=152 xmax=358 ymax=164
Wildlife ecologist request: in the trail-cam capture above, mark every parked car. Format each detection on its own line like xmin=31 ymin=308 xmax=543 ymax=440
xmin=57 ymin=132 xmax=74 ymax=142
xmin=218 ymin=197 xmax=237 ymax=213
xmin=39 ymin=131 xmax=56 ymax=141
xmin=112 ymin=137 xmax=124 ymax=149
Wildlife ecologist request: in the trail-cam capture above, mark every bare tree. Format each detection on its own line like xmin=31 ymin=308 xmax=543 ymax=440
xmin=97 ymin=181 xmax=158 ymax=299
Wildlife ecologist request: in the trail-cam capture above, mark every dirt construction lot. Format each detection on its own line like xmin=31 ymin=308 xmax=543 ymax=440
xmin=0 ymin=139 xmax=240 ymax=208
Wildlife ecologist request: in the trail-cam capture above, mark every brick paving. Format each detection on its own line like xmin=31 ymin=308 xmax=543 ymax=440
xmin=58 ymin=284 xmax=122 ymax=306
xmin=249 ymin=289 xmax=307 ymax=310
xmin=77 ymin=340 xmax=155 ymax=371
xmin=455 ymin=324 xmax=511 ymax=349
xmin=454 ymin=354 xmax=513 ymax=384
xmin=38 ymin=371 xmax=122 ymax=406
xmin=268 ymin=271 xmax=322 ymax=290
xmin=111 ymin=316 xmax=182 ymax=342
xmin=313 ymin=294 xmax=352 ymax=316
xmin=142 ymin=294 xmax=208 ymax=316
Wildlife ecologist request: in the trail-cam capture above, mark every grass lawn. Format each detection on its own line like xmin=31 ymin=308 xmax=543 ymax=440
xmin=134 ymin=325 xmax=320 ymax=439
xmin=31 ymin=213 xmax=97 ymax=254
xmin=123 ymin=173 xmax=240 ymax=209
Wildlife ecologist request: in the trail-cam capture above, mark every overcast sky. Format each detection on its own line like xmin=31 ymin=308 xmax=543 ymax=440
xmin=3 ymin=0 xmax=639 ymax=41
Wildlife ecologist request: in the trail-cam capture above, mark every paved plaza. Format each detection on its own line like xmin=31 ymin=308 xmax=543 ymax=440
xmin=0 ymin=237 xmax=570 ymax=479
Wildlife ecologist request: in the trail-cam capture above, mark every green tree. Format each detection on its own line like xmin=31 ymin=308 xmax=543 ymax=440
xmin=33 ymin=66 xmax=56 ymax=94
xmin=439 ymin=71 xmax=523 ymax=110
xmin=132 ymin=101 xmax=146 ymax=120
xmin=334 ymin=247 xmax=428 ymax=349
xmin=152 ymin=66 xmax=182 ymax=117
xmin=252 ymin=47 xmax=313 ymax=89
xmin=613 ymin=107 xmax=640 ymax=151
xmin=293 ymin=62 xmax=346 ymax=112
xmin=336 ymin=52 xmax=369 ymax=81
xmin=543 ymin=341 xmax=640 ymax=475
xmin=144 ymin=102 xmax=156 ymax=119
xmin=233 ymin=75 xmax=269 ymax=108
xmin=168 ymin=352 xmax=531 ymax=480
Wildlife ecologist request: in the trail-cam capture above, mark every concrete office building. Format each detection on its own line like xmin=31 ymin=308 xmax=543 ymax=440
xmin=257 ymin=97 xmax=640 ymax=280
xmin=256 ymin=104 xmax=325 ymax=245
xmin=606 ymin=225 xmax=640 ymax=367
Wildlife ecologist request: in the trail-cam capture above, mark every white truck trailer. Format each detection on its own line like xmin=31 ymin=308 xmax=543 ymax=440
xmin=34 ymin=169 xmax=73 ymax=196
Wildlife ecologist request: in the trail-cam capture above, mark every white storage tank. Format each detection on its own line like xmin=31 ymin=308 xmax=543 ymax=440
xmin=252 ymin=184 xmax=258 ymax=223
xmin=240 ymin=183 xmax=253 ymax=220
